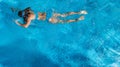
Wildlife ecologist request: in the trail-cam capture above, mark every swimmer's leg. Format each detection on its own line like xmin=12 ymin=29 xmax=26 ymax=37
xmin=55 ymin=12 xmax=78 ymax=17
xmin=53 ymin=13 xmax=62 ymax=17
xmin=63 ymin=10 xmax=88 ymax=16
xmin=52 ymin=11 xmax=81 ymax=17
xmin=56 ymin=10 xmax=88 ymax=17
xmin=64 ymin=10 xmax=88 ymax=16
xmin=58 ymin=16 xmax=85 ymax=23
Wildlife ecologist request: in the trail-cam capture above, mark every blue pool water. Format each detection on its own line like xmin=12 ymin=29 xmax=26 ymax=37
xmin=0 ymin=0 xmax=120 ymax=67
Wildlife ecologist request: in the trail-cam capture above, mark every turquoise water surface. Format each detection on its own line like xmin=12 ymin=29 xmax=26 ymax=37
xmin=0 ymin=0 xmax=120 ymax=67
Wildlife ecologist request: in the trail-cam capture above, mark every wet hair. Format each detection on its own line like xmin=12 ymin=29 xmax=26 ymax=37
xmin=24 ymin=7 xmax=31 ymax=12
xmin=18 ymin=10 xmax=23 ymax=17
xmin=18 ymin=7 xmax=32 ymax=17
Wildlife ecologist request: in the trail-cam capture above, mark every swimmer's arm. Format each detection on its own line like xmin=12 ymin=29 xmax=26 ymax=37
xmin=15 ymin=20 xmax=31 ymax=28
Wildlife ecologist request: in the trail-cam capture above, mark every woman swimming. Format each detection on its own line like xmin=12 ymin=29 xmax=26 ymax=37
xmin=13 ymin=7 xmax=87 ymax=28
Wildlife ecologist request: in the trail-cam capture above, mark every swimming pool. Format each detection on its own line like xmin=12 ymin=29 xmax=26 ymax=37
xmin=0 ymin=0 xmax=120 ymax=67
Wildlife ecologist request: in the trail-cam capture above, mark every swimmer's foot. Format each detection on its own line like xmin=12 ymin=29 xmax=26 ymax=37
xmin=79 ymin=10 xmax=88 ymax=15
xmin=78 ymin=16 xmax=85 ymax=20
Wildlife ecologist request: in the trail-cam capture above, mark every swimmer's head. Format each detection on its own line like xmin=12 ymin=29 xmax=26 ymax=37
xmin=18 ymin=7 xmax=32 ymax=17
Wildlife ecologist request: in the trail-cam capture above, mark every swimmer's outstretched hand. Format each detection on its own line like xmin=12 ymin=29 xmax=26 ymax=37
xmin=13 ymin=19 xmax=29 ymax=28
xmin=13 ymin=19 xmax=21 ymax=26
